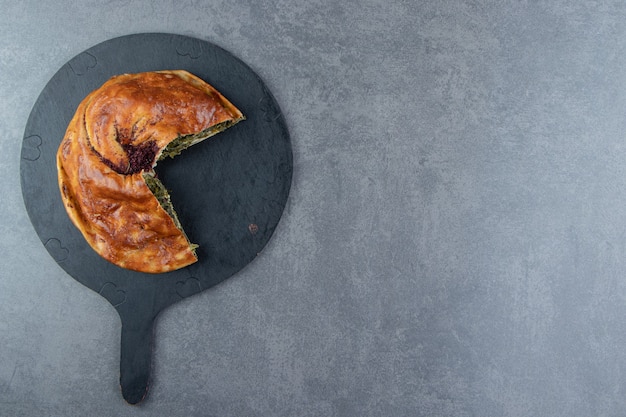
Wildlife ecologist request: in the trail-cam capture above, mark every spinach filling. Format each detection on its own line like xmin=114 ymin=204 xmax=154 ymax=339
xmin=143 ymin=118 xmax=242 ymax=253
xmin=158 ymin=120 xmax=238 ymax=160
xmin=143 ymin=172 xmax=198 ymax=252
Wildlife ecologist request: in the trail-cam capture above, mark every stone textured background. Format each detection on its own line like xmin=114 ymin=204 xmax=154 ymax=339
xmin=3 ymin=1 xmax=626 ymax=416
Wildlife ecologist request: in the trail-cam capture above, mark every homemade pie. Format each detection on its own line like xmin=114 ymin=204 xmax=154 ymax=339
xmin=57 ymin=70 xmax=244 ymax=273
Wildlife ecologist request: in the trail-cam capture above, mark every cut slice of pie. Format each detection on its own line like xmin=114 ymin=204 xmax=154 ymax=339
xmin=57 ymin=70 xmax=245 ymax=273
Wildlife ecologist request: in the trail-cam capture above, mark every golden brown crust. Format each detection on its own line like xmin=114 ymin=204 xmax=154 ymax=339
xmin=57 ymin=70 xmax=244 ymax=273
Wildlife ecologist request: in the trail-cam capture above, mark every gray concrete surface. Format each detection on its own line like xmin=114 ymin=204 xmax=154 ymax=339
xmin=3 ymin=1 xmax=626 ymax=416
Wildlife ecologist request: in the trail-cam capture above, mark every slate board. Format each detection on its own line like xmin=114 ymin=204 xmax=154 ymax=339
xmin=20 ymin=33 xmax=292 ymax=404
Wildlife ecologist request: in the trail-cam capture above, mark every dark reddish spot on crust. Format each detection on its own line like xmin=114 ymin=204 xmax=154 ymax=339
xmin=123 ymin=141 xmax=159 ymax=174
xmin=248 ymin=223 xmax=259 ymax=234
xmin=98 ymin=140 xmax=159 ymax=174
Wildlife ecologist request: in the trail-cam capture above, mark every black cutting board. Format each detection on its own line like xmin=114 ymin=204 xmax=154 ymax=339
xmin=20 ymin=33 xmax=292 ymax=404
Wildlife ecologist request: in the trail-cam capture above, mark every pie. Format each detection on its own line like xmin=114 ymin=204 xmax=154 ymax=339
xmin=56 ymin=70 xmax=245 ymax=273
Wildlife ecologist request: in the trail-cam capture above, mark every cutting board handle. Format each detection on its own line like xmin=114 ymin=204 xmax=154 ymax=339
xmin=119 ymin=314 xmax=154 ymax=404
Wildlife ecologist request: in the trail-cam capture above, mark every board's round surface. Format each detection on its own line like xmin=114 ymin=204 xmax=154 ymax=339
xmin=20 ymin=33 xmax=292 ymax=312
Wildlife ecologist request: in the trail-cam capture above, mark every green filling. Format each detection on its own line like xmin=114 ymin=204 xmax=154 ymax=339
xmin=143 ymin=172 xmax=198 ymax=252
xmin=144 ymin=117 xmax=243 ymax=254
xmin=158 ymin=119 xmax=238 ymax=160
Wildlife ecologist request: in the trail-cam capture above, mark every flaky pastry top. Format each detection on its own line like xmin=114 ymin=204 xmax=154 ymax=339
xmin=57 ymin=70 xmax=243 ymax=273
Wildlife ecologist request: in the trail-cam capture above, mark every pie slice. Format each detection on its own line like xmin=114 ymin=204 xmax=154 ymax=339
xmin=57 ymin=70 xmax=245 ymax=273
